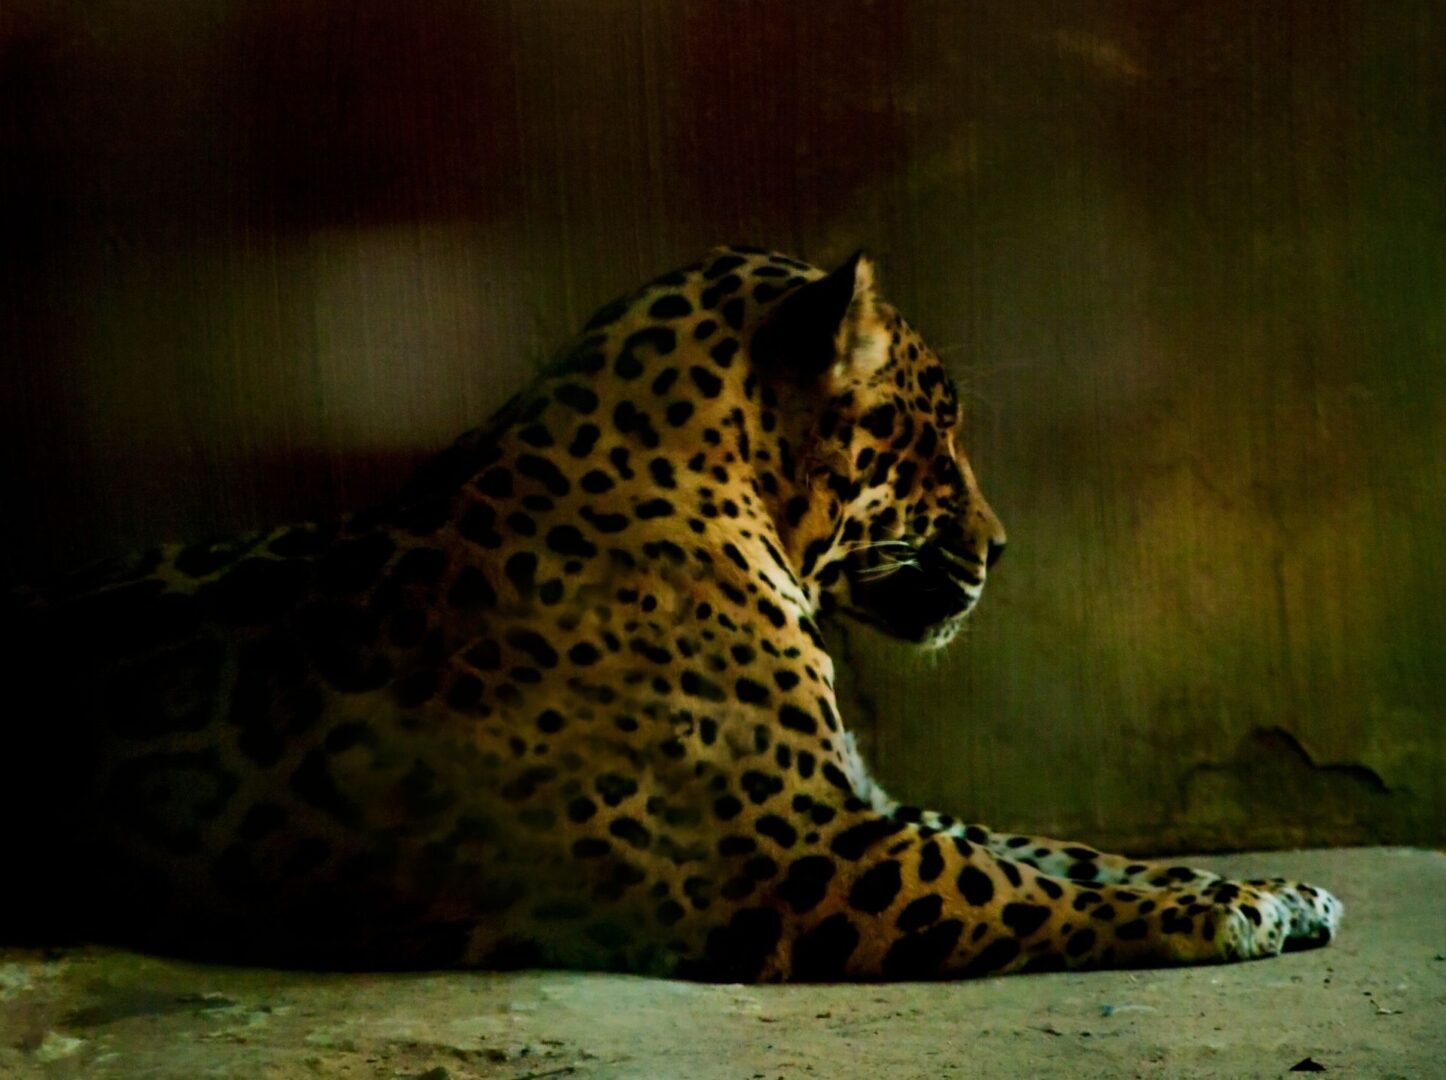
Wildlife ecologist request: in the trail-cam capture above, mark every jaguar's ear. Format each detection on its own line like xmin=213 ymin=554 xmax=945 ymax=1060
xmin=751 ymin=251 xmax=889 ymax=383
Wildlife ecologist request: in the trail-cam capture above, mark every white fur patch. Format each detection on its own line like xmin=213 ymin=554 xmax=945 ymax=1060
xmin=847 ymin=325 xmax=891 ymax=376
xmin=839 ymin=731 xmax=898 ymax=813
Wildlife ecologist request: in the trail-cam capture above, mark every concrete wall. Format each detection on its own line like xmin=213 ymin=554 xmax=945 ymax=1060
xmin=3 ymin=1 xmax=1441 ymax=852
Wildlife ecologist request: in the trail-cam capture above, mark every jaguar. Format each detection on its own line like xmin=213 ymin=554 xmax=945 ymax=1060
xmin=7 ymin=246 xmax=1342 ymax=979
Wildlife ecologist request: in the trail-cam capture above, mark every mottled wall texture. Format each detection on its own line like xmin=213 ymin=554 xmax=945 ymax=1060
xmin=3 ymin=2 xmax=1442 ymax=853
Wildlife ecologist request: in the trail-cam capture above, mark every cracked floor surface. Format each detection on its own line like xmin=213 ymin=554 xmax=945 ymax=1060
xmin=1 ymin=848 xmax=1441 ymax=1079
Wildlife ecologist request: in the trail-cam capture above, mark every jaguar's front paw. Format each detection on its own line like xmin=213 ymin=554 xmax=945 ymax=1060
xmin=1208 ymin=879 xmax=1343 ymax=960
xmin=1258 ymin=878 xmax=1344 ymax=953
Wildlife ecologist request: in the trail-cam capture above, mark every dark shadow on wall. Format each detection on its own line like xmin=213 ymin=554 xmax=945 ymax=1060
xmin=1174 ymin=727 xmax=1404 ymax=852
xmin=0 ymin=1 xmax=928 ymax=582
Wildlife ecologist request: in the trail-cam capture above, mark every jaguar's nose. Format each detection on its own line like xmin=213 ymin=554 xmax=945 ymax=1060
xmin=985 ymin=539 xmax=1006 ymax=569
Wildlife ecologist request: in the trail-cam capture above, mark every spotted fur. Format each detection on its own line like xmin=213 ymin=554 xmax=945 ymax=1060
xmin=10 ymin=247 xmax=1341 ymax=977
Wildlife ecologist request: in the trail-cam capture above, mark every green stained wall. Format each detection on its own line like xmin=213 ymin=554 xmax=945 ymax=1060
xmin=3 ymin=1 xmax=1442 ymax=851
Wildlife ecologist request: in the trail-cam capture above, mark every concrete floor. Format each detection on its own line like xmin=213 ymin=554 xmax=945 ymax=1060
xmin=1 ymin=848 xmax=1441 ymax=1079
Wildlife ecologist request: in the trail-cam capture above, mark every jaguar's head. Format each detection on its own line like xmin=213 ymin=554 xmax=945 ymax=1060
xmin=754 ymin=252 xmax=1006 ymax=648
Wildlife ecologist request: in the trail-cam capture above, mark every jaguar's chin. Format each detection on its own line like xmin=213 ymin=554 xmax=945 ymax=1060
xmin=918 ymin=610 xmax=972 ymax=650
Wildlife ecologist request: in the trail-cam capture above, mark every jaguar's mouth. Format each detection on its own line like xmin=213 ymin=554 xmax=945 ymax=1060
xmin=841 ymin=539 xmax=984 ymax=647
